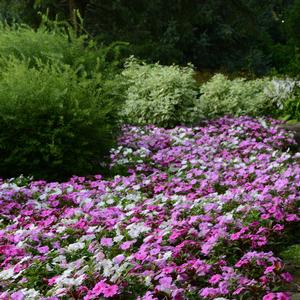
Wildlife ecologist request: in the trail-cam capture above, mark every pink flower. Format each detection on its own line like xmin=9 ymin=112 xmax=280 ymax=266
xmin=138 ymin=291 xmax=158 ymax=300
xmin=264 ymin=265 xmax=275 ymax=274
xmin=134 ymin=250 xmax=147 ymax=260
xmin=286 ymin=214 xmax=299 ymax=222
xmin=48 ymin=276 xmax=59 ymax=286
xmin=11 ymin=292 xmax=24 ymax=300
xmin=159 ymin=276 xmax=172 ymax=288
xmin=13 ymin=264 xmax=22 ymax=273
xmin=281 ymin=272 xmax=293 ymax=283
xmin=272 ymin=224 xmax=284 ymax=231
xmin=260 ymin=275 xmax=268 ymax=284
xmin=276 ymin=292 xmax=291 ymax=300
xmin=263 ymin=292 xmax=290 ymax=300
xmin=92 ymin=280 xmax=107 ymax=295
xmin=102 ymin=285 xmax=119 ymax=298
xmin=100 ymin=238 xmax=113 ymax=247
xmin=37 ymin=246 xmax=49 ymax=254
xmin=200 ymin=287 xmax=220 ymax=298
xmin=113 ymin=254 xmax=125 ymax=264
xmin=263 ymin=293 xmax=276 ymax=300
xmin=120 ymin=241 xmax=134 ymax=250
xmin=208 ymin=274 xmax=222 ymax=285
xmin=150 ymin=248 xmax=160 ymax=256
xmin=233 ymin=287 xmax=245 ymax=295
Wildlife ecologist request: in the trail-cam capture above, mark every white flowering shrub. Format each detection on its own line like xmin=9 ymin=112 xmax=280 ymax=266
xmin=120 ymin=57 xmax=201 ymax=127
xmin=264 ymin=78 xmax=300 ymax=121
xmin=264 ymin=78 xmax=299 ymax=104
xmin=198 ymin=74 xmax=273 ymax=118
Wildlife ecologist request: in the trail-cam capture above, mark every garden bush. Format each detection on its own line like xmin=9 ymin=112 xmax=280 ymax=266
xmin=280 ymin=86 xmax=300 ymax=122
xmin=0 ymin=20 xmax=127 ymax=77
xmin=0 ymin=58 xmax=118 ymax=180
xmin=119 ymin=57 xmax=201 ymax=127
xmin=264 ymin=78 xmax=300 ymax=122
xmin=198 ymin=74 xmax=275 ymax=119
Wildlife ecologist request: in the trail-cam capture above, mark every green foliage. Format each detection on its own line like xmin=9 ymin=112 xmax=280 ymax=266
xmin=84 ymin=0 xmax=292 ymax=75
xmin=0 ymin=20 xmax=127 ymax=77
xmin=286 ymin=0 xmax=300 ymax=48
xmin=0 ymin=0 xmax=296 ymax=75
xmin=119 ymin=58 xmax=200 ymax=127
xmin=0 ymin=22 xmax=74 ymax=63
xmin=0 ymin=58 xmax=118 ymax=180
xmin=198 ymin=74 xmax=274 ymax=118
xmin=280 ymin=86 xmax=300 ymax=122
xmin=263 ymin=78 xmax=300 ymax=122
xmin=20 ymin=259 xmax=63 ymax=293
xmin=280 ymin=244 xmax=300 ymax=267
xmin=0 ymin=0 xmax=39 ymax=24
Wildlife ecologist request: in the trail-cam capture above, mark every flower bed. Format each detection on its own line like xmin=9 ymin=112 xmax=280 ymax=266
xmin=0 ymin=116 xmax=299 ymax=299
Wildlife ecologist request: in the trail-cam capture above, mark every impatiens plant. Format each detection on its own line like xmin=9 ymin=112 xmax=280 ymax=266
xmin=0 ymin=116 xmax=299 ymax=299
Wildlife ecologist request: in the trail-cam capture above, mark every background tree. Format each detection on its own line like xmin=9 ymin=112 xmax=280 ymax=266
xmin=0 ymin=0 xmax=297 ymax=75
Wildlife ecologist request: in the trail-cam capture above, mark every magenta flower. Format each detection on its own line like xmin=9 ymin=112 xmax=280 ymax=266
xmin=0 ymin=116 xmax=299 ymax=299
xmin=158 ymin=276 xmax=172 ymax=288
xmin=263 ymin=292 xmax=290 ymax=300
xmin=120 ymin=241 xmax=134 ymax=250
xmin=92 ymin=280 xmax=107 ymax=295
xmin=103 ymin=284 xmax=119 ymax=297
xmin=209 ymin=274 xmax=222 ymax=285
xmin=281 ymin=272 xmax=293 ymax=283
xmin=11 ymin=291 xmax=24 ymax=300
xmin=113 ymin=254 xmax=125 ymax=264
xmin=100 ymin=238 xmax=113 ymax=247
xmin=37 ymin=246 xmax=49 ymax=254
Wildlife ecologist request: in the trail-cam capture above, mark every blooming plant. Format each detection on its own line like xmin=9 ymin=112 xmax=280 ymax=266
xmin=0 ymin=116 xmax=299 ymax=299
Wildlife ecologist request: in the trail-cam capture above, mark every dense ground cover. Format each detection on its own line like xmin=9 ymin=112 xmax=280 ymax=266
xmin=0 ymin=116 xmax=299 ymax=299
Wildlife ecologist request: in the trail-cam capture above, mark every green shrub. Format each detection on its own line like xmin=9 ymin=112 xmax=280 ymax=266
xmin=280 ymin=86 xmax=300 ymax=122
xmin=264 ymin=78 xmax=300 ymax=122
xmin=119 ymin=58 xmax=200 ymax=127
xmin=0 ymin=21 xmax=127 ymax=77
xmin=0 ymin=58 xmax=118 ymax=180
xmin=198 ymin=74 xmax=274 ymax=118
xmin=280 ymin=244 xmax=300 ymax=267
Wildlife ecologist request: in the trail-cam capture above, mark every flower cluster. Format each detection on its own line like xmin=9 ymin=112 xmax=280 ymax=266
xmin=0 ymin=116 xmax=299 ymax=299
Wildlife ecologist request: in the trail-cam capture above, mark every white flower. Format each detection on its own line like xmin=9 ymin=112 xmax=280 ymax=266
xmin=60 ymin=274 xmax=85 ymax=287
xmin=107 ymin=198 xmax=115 ymax=204
xmin=66 ymin=186 xmax=74 ymax=193
xmin=79 ymin=234 xmax=95 ymax=242
xmin=21 ymin=288 xmax=41 ymax=299
xmin=224 ymin=212 xmax=233 ymax=220
xmin=145 ymin=276 xmax=152 ymax=286
xmin=125 ymin=205 xmax=135 ymax=212
xmin=67 ymin=242 xmax=85 ymax=252
xmin=86 ymin=226 xmax=97 ymax=233
xmin=126 ymin=222 xmax=151 ymax=238
xmin=1 ymin=183 xmax=20 ymax=190
xmin=52 ymin=255 xmax=66 ymax=265
xmin=163 ymin=251 xmax=173 ymax=260
xmin=132 ymin=184 xmax=140 ymax=190
xmin=97 ymin=259 xmax=114 ymax=277
xmin=28 ymin=224 xmax=37 ymax=230
xmin=116 ymin=185 xmax=125 ymax=191
xmin=0 ymin=267 xmax=14 ymax=280
xmin=114 ymin=234 xmax=124 ymax=242
xmin=56 ymin=226 xmax=66 ymax=233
